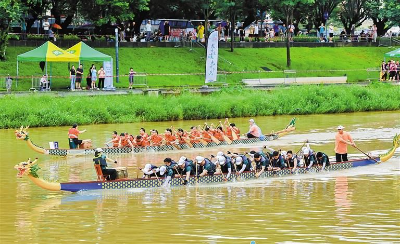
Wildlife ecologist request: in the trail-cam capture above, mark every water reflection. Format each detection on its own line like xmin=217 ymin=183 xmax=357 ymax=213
xmin=335 ymin=176 xmax=353 ymax=224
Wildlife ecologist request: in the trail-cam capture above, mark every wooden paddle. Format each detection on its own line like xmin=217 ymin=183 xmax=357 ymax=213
xmin=352 ymin=144 xmax=379 ymax=163
xmin=154 ymin=171 xmax=162 ymax=187
xmin=174 ymin=167 xmax=185 ymax=184
xmin=205 ymin=123 xmax=221 ymax=144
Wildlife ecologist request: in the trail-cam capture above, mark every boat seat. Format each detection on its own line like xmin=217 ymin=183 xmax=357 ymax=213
xmin=94 ymin=164 xmax=109 ymax=181
xmin=69 ymin=138 xmax=77 ymax=149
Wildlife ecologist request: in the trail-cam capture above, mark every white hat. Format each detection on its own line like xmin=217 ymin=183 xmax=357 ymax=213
xmin=235 ymin=156 xmax=243 ymax=165
xmin=337 ymin=125 xmax=345 ymax=130
xmin=178 ymin=156 xmax=186 ymax=166
xmin=249 ymin=119 xmax=255 ymax=123
xmin=281 ymin=151 xmax=287 ymax=158
xmin=159 ymin=166 xmax=166 ymax=175
xmin=195 ymin=156 xmax=205 ymax=163
xmin=144 ymin=163 xmax=151 ymax=171
xmin=217 ymin=156 xmax=226 ymax=165
xmin=217 ymin=151 xmax=224 ymax=157
xmin=303 ymin=148 xmax=310 ymax=155
xmin=95 ymin=148 xmax=103 ymax=153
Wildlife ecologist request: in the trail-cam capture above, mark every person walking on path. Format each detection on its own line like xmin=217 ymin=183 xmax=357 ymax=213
xmin=70 ymin=65 xmax=76 ymax=91
xmin=334 ymin=125 xmax=355 ymax=162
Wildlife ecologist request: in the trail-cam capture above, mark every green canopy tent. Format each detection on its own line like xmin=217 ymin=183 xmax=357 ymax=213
xmin=16 ymin=41 xmax=79 ymax=87
xmin=384 ymin=48 xmax=400 ymax=60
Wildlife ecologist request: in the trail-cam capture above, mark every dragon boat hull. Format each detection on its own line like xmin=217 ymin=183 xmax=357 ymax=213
xmin=15 ymin=120 xmax=296 ymax=156
xmin=59 ymin=157 xmax=380 ymax=192
xmin=48 ymin=135 xmax=282 ymax=156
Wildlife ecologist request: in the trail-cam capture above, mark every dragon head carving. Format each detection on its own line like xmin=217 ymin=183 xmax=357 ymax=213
xmin=15 ymin=126 xmax=29 ymax=141
xmin=14 ymin=158 xmax=40 ymax=178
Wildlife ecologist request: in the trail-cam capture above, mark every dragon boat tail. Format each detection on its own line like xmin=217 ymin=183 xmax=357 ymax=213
xmin=15 ymin=118 xmax=296 ymax=156
xmin=15 ymin=134 xmax=399 ymax=193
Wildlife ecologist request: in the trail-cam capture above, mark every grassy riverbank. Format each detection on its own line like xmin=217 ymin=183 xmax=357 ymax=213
xmin=1 ymin=83 xmax=399 ymax=129
xmin=0 ymin=46 xmax=392 ymax=91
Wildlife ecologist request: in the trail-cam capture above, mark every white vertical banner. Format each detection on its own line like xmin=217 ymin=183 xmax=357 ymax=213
xmin=103 ymin=58 xmax=115 ymax=90
xmin=205 ymin=31 xmax=219 ymax=83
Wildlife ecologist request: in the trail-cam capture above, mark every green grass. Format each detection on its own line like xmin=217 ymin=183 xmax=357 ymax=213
xmin=0 ymin=82 xmax=399 ymax=129
xmin=0 ymin=46 xmax=392 ymax=91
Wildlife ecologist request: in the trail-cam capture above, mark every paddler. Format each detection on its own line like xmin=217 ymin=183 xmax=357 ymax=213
xmin=177 ymin=156 xmax=196 ymax=185
xmin=141 ymin=163 xmax=159 ymax=178
xmin=196 ymin=156 xmax=216 ymax=177
xmin=149 ymin=129 xmax=164 ymax=146
xmin=105 ymin=131 xmax=120 ymax=147
xmin=335 ymin=125 xmax=355 ymax=162
xmin=269 ymin=150 xmax=286 ymax=171
xmin=164 ymin=128 xmax=177 ymax=145
xmin=302 ymin=144 xmax=317 ymax=169
xmin=316 ymin=152 xmax=330 ymax=170
xmin=161 ymin=158 xmax=177 ymax=186
xmin=250 ymin=152 xmax=270 ymax=178
xmin=93 ymin=148 xmax=118 ymax=180
xmin=189 ymin=126 xmax=202 ymax=144
xmin=285 ymin=150 xmax=300 ymax=172
xmin=216 ymin=155 xmax=233 ymax=179
xmin=233 ymin=154 xmax=252 ymax=176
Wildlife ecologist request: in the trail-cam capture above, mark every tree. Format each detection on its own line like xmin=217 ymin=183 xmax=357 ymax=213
xmin=268 ymin=0 xmax=314 ymax=67
xmin=339 ymin=0 xmax=368 ymax=34
xmin=366 ymin=0 xmax=400 ymax=36
xmin=310 ymin=0 xmax=341 ymax=31
xmin=79 ymin=0 xmax=149 ymax=27
xmin=21 ymin=0 xmax=50 ymax=33
xmin=0 ymin=0 xmax=23 ymax=60
xmin=50 ymin=0 xmax=80 ymax=34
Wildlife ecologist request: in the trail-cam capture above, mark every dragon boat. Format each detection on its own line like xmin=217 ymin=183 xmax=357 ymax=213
xmin=15 ymin=118 xmax=296 ymax=156
xmin=15 ymin=135 xmax=399 ymax=193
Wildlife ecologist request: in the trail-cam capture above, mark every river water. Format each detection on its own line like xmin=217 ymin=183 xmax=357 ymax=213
xmin=0 ymin=111 xmax=399 ymax=243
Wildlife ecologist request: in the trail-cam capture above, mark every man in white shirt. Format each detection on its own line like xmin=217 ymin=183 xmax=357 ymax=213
xmin=145 ymin=20 xmax=152 ymax=42
xmin=43 ymin=18 xmax=50 ymax=39
xmin=254 ymin=21 xmax=259 ymax=42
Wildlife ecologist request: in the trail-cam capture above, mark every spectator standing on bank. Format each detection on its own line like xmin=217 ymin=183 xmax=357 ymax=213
xmin=98 ymin=66 xmax=106 ymax=89
xmin=254 ymin=21 xmax=260 ymax=42
xmin=146 ymin=20 xmax=152 ymax=42
xmin=164 ymin=21 xmax=170 ymax=42
xmin=75 ymin=64 xmax=83 ymax=89
xmin=380 ymin=61 xmax=387 ymax=81
xmin=328 ymin=23 xmax=334 ymax=42
xmin=70 ymin=65 xmax=76 ymax=90
xmin=280 ymin=24 xmax=286 ymax=41
xmin=288 ymin=23 xmax=295 ymax=42
xmin=396 ymin=61 xmax=400 ymax=81
xmin=372 ymin=24 xmax=378 ymax=42
xmin=6 ymin=74 xmax=12 ymax=92
xmin=319 ymin=23 xmax=325 ymax=42
xmin=224 ymin=21 xmax=230 ymax=42
xmin=91 ymin=65 xmax=97 ymax=90
xmin=249 ymin=24 xmax=255 ymax=42
xmin=43 ymin=18 xmax=50 ymax=39
xmin=128 ymin=67 xmax=136 ymax=89
xmin=197 ymin=22 xmax=205 ymax=42
xmin=389 ymin=60 xmax=397 ymax=81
